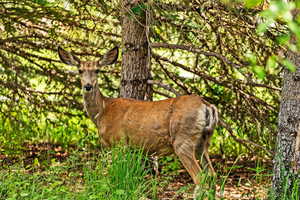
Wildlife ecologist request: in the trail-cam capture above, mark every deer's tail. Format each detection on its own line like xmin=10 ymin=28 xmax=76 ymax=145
xmin=204 ymin=104 xmax=218 ymax=133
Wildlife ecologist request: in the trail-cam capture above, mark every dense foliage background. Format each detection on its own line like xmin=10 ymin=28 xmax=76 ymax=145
xmin=0 ymin=0 xmax=285 ymax=158
xmin=4 ymin=0 xmax=300 ymax=199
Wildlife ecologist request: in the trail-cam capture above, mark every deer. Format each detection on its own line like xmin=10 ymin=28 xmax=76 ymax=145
xmin=58 ymin=46 xmax=218 ymax=185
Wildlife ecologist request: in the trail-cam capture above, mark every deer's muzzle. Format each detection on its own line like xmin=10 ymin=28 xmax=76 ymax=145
xmin=84 ymin=84 xmax=93 ymax=92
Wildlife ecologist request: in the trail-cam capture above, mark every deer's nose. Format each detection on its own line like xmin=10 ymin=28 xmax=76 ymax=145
xmin=84 ymin=84 xmax=93 ymax=91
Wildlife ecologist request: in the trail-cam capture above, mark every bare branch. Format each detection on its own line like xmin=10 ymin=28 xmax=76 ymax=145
xmin=153 ymin=53 xmax=277 ymax=111
xmin=151 ymin=42 xmax=244 ymax=68
xmin=153 ymin=89 xmax=173 ymax=99
xmin=147 ymin=80 xmax=181 ymax=97
xmin=219 ymin=119 xmax=274 ymax=156
xmin=154 ymin=56 xmax=190 ymax=94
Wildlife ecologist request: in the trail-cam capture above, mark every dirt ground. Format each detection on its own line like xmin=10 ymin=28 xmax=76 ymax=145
xmin=156 ymin=156 xmax=271 ymax=200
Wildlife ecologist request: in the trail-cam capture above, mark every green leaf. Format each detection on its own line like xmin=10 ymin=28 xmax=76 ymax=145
xmin=288 ymin=21 xmax=300 ymax=40
xmin=276 ymin=34 xmax=290 ymax=45
xmin=32 ymin=0 xmax=48 ymax=6
xmin=296 ymin=0 xmax=300 ymax=8
xmin=245 ymin=52 xmax=257 ymax=65
xmin=131 ymin=3 xmax=147 ymax=16
xmin=20 ymin=193 xmax=29 ymax=197
xmin=245 ymin=0 xmax=263 ymax=8
xmin=260 ymin=10 xmax=276 ymax=18
xmin=266 ymin=56 xmax=278 ymax=69
xmin=256 ymin=18 xmax=274 ymax=34
xmin=115 ymin=189 xmax=125 ymax=195
xmin=252 ymin=65 xmax=266 ymax=79
xmin=166 ymin=14 xmax=179 ymax=20
xmin=282 ymin=59 xmax=297 ymax=72
xmin=256 ymin=23 xmax=268 ymax=34
xmin=220 ymin=0 xmax=230 ymax=4
xmin=33 ymin=158 xmax=40 ymax=166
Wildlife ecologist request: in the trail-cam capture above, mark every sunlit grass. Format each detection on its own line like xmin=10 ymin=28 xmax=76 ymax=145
xmin=0 ymin=145 xmax=155 ymax=200
xmin=82 ymin=145 xmax=154 ymax=200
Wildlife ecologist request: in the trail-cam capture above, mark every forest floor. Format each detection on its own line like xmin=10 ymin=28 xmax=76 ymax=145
xmin=156 ymin=159 xmax=270 ymax=200
xmin=0 ymin=143 xmax=271 ymax=200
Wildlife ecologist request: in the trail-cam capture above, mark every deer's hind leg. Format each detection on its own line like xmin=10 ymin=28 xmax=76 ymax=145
xmin=173 ymin=137 xmax=203 ymax=184
xmin=196 ymin=132 xmax=215 ymax=175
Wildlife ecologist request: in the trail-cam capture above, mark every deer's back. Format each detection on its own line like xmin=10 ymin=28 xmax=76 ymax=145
xmin=98 ymin=95 xmax=210 ymax=154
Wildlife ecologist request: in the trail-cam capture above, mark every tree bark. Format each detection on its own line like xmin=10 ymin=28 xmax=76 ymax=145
xmin=120 ymin=0 xmax=152 ymax=100
xmin=272 ymin=49 xmax=300 ymax=199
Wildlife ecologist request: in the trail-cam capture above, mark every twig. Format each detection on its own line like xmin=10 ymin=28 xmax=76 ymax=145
xmin=154 ymin=57 xmax=190 ymax=94
xmin=153 ymin=53 xmax=277 ymax=111
xmin=147 ymin=80 xmax=181 ymax=97
xmin=219 ymin=119 xmax=274 ymax=156
xmin=153 ymin=89 xmax=173 ymax=99
xmin=151 ymin=42 xmax=244 ymax=68
xmin=153 ymin=53 xmax=224 ymax=86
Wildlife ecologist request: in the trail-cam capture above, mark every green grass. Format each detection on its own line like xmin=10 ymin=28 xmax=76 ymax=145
xmin=268 ymin=168 xmax=300 ymax=200
xmin=0 ymin=167 xmax=75 ymax=199
xmin=0 ymin=146 xmax=155 ymax=200
xmin=82 ymin=145 xmax=154 ymax=200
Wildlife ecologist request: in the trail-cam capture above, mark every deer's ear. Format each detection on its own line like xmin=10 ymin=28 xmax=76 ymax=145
xmin=98 ymin=46 xmax=118 ymax=66
xmin=58 ymin=47 xmax=80 ymax=66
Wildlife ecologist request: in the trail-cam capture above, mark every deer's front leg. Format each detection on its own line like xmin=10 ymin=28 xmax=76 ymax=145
xmin=98 ymin=130 xmax=110 ymax=148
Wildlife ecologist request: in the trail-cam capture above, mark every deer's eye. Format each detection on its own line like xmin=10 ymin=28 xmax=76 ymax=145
xmin=78 ymin=69 xmax=83 ymax=74
xmin=95 ymin=69 xmax=100 ymax=74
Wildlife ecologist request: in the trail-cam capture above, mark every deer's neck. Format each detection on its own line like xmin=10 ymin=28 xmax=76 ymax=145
xmin=83 ymin=87 xmax=105 ymax=124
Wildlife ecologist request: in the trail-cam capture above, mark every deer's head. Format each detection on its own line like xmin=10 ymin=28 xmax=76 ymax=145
xmin=58 ymin=47 xmax=118 ymax=93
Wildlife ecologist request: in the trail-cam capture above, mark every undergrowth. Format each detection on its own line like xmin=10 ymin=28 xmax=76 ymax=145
xmin=0 ymin=146 xmax=155 ymax=200
xmin=0 ymin=115 xmax=293 ymax=199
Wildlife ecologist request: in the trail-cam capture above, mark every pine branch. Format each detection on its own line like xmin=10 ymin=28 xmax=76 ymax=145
xmin=151 ymin=42 xmax=244 ymax=68
xmin=220 ymin=119 xmax=274 ymax=156
xmin=147 ymin=80 xmax=181 ymax=97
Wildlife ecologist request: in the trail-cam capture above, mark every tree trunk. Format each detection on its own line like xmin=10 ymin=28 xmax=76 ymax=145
xmin=272 ymin=50 xmax=300 ymax=199
xmin=120 ymin=0 xmax=152 ymax=100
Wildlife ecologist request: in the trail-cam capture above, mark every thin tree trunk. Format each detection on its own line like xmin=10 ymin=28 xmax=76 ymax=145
xmin=272 ymin=49 xmax=300 ymax=199
xmin=120 ymin=0 xmax=152 ymax=100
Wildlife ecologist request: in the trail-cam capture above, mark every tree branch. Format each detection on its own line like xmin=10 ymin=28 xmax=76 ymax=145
xmin=219 ymin=119 xmax=274 ymax=156
xmin=151 ymin=42 xmax=244 ymax=68
xmin=147 ymin=80 xmax=181 ymax=97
